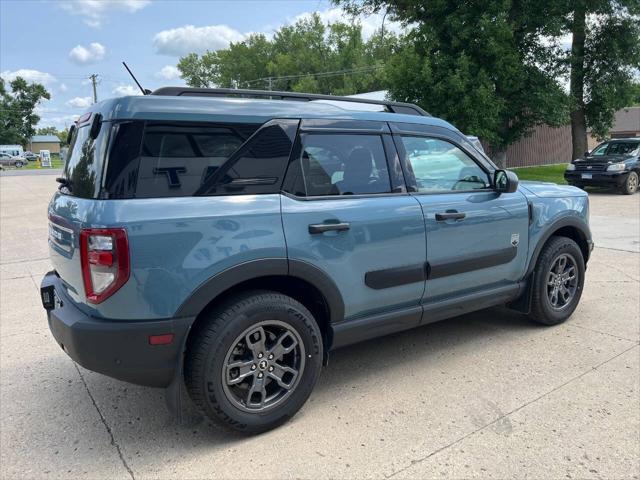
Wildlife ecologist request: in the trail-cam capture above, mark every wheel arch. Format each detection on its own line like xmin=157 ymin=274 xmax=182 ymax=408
xmin=175 ymin=259 xmax=344 ymax=362
xmin=525 ymin=217 xmax=592 ymax=278
xmin=510 ymin=217 xmax=591 ymax=315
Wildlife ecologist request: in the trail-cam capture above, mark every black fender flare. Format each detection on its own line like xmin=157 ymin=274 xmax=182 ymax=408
xmin=525 ymin=216 xmax=592 ymax=277
xmin=174 ymin=258 xmax=345 ymax=324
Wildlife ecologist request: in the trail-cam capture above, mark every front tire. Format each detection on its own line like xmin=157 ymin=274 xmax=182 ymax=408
xmin=529 ymin=236 xmax=585 ymax=326
xmin=620 ymin=171 xmax=638 ymax=195
xmin=185 ymin=291 xmax=323 ymax=433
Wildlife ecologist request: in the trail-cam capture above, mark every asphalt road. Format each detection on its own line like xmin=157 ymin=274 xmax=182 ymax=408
xmin=1 ymin=175 xmax=638 ymax=479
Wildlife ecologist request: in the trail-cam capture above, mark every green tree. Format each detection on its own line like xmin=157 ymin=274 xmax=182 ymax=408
xmin=338 ymin=0 xmax=571 ymax=167
xmin=36 ymin=126 xmax=58 ymax=136
xmin=567 ymin=1 xmax=640 ymax=154
xmin=0 ymin=77 xmax=50 ymax=145
xmin=177 ymin=14 xmax=396 ymax=95
xmin=35 ymin=126 xmax=70 ymax=145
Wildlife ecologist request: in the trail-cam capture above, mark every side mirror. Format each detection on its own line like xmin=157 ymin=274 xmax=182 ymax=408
xmin=584 ymin=151 xmax=590 ymax=157
xmin=494 ymin=169 xmax=519 ymax=193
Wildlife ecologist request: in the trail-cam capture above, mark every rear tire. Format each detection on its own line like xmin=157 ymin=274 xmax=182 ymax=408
xmin=528 ymin=236 xmax=585 ymax=326
xmin=620 ymin=171 xmax=638 ymax=195
xmin=14 ymin=161 xmax=23 ymax=168
xmin=185 ymin=290 xmax=323 ymax=433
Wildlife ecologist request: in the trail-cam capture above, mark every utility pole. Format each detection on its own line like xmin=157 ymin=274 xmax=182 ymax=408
xmin=89 ymin=74 xmax=99 ymax=103
xmin=268 ymin=77 xmax=273 ymax=91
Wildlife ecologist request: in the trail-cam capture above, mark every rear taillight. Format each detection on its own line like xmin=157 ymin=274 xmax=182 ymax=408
xmin=80 ymin=228 xmax=130 ymax=304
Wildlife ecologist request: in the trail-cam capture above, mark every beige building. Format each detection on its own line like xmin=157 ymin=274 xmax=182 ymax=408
xmin=27 ymin=135 xmax=60 ymax=154
xmin=496 ymin=106 xmax=640 ymax=167
xmin=587 ymin=106 xmax=640 ymax=149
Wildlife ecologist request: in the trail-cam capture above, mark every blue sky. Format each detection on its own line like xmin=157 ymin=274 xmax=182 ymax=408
xmin=1 ymin=0 xmax=393 ymax=129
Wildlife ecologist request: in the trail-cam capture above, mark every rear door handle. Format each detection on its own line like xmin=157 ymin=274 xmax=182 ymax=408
xmin=435 ymin=211 xmax=466 ymax=221
xmin=308 ymin=222 xmax=350 ymax=234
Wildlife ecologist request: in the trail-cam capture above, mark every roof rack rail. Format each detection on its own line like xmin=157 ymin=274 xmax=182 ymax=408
xmin=151 ymin=87 xmax=430 ymax=117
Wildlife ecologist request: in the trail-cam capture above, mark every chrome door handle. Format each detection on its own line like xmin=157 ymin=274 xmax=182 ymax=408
xmin=308 ymin=222 xmax=350 ymax=234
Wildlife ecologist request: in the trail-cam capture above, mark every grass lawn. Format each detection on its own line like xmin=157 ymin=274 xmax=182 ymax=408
xmin=510 ymin=163 xmax=568 ymax=184
xmin=24 ymin=157 xmax=64 ymax=170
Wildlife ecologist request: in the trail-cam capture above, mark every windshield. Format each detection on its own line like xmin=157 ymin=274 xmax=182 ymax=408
xmin=591 ymin=141 xmax=640 ymax=156
xmin=62 ymin=121 xmax=109 ymax=198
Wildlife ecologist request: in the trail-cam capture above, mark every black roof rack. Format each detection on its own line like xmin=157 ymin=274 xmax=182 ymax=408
xmin=151 ymin=87 xmax=430 ymax=117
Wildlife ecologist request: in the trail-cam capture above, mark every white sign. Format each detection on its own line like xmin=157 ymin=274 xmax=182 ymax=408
xmin=40 ymin=150 xmax=51 ymax=167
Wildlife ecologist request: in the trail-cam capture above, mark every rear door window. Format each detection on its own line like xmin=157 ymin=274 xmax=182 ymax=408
xmin=286 ymin=134 xmax=392 ymax=196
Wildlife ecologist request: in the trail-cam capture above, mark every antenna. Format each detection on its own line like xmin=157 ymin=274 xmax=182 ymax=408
xmin=122 ymin=62 xmax=151 ymax=95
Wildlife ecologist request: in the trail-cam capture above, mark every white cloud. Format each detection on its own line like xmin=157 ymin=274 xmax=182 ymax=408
xmin=58 ymin=0 xmax=150 ymax=28
xmin=152 ymin=7 xmax=403 ymax=58
xmin=68 ymin=42 xmax=106 ymax=65
xmin=59 ymin=83 xmax=68 ymax=92
xmin=66 ymin=96 xmax=93 ymax=108
xmin=156 ymin=65 xmax=181 ymax=80
xmin=153 ymin=24 xmax=245 ymax=56
xmin=37 ymin=114 xmax=80 ymax=129
xmin=112 ymin=84 xmax=142 ymax=97
xmin=1 ymin=69 xmax=56 ymax=86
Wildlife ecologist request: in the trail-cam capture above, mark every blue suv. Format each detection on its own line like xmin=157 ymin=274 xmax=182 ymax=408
xmin=41 ymin=88 xmax=593 ymax=432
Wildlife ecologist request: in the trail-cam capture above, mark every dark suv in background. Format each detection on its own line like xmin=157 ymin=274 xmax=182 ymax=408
xmin=565 ymin=138 xmax=640 ymax=194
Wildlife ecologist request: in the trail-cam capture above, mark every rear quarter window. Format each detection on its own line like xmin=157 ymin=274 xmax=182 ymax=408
xmin=103 ymin=121 xmax=260 ymax=199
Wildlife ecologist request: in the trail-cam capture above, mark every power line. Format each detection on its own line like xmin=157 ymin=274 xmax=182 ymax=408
xmin=241 ymin=65 xmax=383 ymax=86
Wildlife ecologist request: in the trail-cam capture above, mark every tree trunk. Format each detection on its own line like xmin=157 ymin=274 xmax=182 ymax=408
xmin=570 ymin=2 xmax=588 ymax=160
xmin=493 ymin=147 xmax=507 ymax=169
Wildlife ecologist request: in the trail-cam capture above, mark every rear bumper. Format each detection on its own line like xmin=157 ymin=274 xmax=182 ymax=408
xmin=564 ymin=170 xmax=629 ymax=186
xmin=41 ymin=271 xmax=194 ymax=388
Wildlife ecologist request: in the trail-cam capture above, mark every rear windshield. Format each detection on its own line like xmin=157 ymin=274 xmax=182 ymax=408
xmin=63 ymin=121 xmax=109 ymax=198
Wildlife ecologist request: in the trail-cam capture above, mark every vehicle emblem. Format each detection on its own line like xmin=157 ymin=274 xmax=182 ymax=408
xmin=153 ymin=166 xmax=186 ymax=188
xmin=511 ymin=233 xmax=520 ymax=247
xmin=586 ymin=166 xmax=592 ymax=170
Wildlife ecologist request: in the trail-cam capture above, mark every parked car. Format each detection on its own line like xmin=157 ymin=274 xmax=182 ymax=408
xmin=565 ymin=138 xmax=640 ymax=194
xmin=24 ymin=151 xmax=39 ymax=161
xmin=41 ymin=88 xmax=593 ymax=433
xmin=0 ymin=152 xmax=26 ymax=168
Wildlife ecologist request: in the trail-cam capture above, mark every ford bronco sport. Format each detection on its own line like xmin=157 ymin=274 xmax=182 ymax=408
xmin=41 ymin=88 xmax=593 ymax=432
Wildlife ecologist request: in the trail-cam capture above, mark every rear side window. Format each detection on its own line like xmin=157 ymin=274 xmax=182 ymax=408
xmin=285 ymin=134 xmax=392 ymax=196
xmin=103 ymin=121 xmax=259 ymax=199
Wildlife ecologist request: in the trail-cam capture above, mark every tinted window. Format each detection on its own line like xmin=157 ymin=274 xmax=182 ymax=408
xmin=103 ymin=121 xmax=259 ymax=198
xmin=288 ymin=134 xmax=392 ymax=196
xmin=591 ymin=143 xmax=609 ymax=156
xmin=606 ymin=142 xmax=639 ymax=155
xmin=400 ymin=137 xmax=489 ymax=192
xmin=63 ymin=122 xmax=108 ymax=199
xmin=196 ymin=119 xmax=298 ymax=195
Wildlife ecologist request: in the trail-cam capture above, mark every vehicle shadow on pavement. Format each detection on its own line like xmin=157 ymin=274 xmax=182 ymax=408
xmin=55 ymin=307 xmax=541 ymax=448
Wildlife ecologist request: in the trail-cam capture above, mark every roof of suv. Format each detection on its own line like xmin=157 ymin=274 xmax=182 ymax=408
xmin=86 ymin=95 xmax=459 ymax=131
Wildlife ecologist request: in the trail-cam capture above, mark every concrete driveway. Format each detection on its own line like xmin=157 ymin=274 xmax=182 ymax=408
xmin=1 ymin=175 xmax=638 ymax=479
